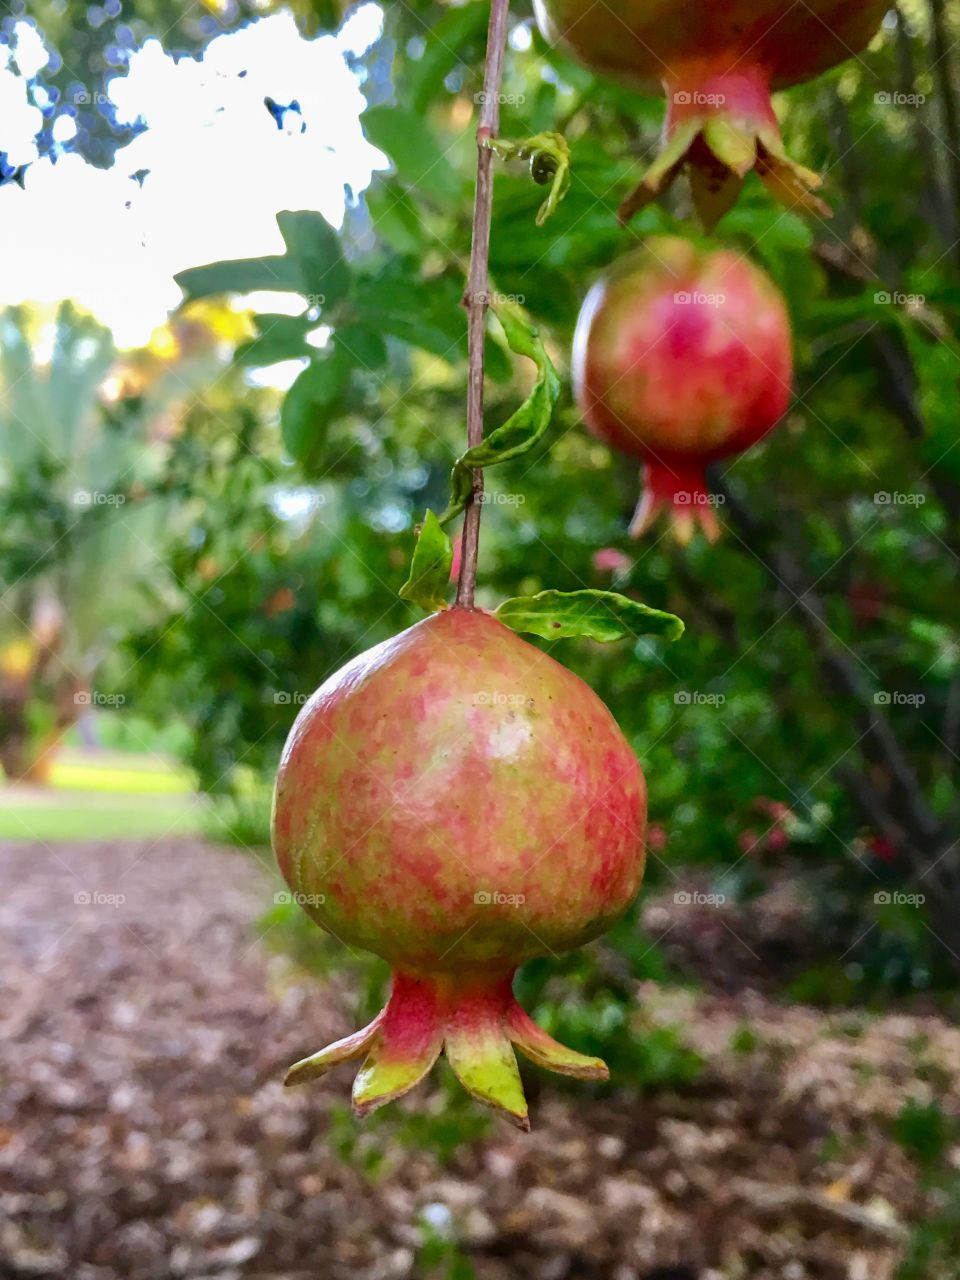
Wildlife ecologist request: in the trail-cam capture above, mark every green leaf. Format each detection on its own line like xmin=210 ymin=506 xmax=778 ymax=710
xmin=174 ymin=211 xmax=349 ymax=309
xmin=438 ymin=302 xmax=561 ymax=525
xmin=408 ymin=5 xmax=489 ymax=114
xmin=354 ymin=267 xmax=467 ymax=363
xmin=281 ymin=353 xmax=349 ymax=471
xmin=175 ymin=255 xmax=301 ymax=303
xmin=277 ymin=210 xmax=351 ymax=307
xmin=235 ymin=313 xmax=313 ymax=367
xmin=363 ymin=105 xmax=462 ymax=206
xmin=365 ymin=178 xmax=426 ymax=255
xmin=399 ymin=510 xmax=453 ymax=613
xmin=496 ymin=590 xmax=684 ymax=644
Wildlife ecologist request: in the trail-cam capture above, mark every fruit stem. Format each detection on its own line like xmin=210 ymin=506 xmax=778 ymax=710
xmin=457 ymin=0 xmax=511 ymax=610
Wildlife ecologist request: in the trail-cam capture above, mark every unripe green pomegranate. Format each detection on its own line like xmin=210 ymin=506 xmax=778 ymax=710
xmin=273 ymin=607 xmax=646 ymax=1128
xmin=573 ymin=237 xmax=792 ymax=540
xmin=533 ymin=0 xmax=888 ymax=226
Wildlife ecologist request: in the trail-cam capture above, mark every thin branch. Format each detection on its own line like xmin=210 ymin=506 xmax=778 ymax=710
xmin=715 ymin=478 xmax=945 ymax=851
xmin=456 ymin=0 xmax=511 ymax=609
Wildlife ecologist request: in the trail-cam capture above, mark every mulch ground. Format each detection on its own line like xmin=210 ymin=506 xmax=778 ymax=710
xmin=1 ymin=838 xmax=956 ymax=1280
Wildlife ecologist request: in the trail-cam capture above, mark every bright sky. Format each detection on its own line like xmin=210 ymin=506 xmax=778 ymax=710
xmin=0 ymin=5 xmax=385 ymax=346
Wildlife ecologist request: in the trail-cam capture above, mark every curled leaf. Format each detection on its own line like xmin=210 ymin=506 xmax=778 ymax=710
xmin=487 ymin=131 xmax=571 ymax=226
xmin=399 ymin=510 xmax=453 ymax=612
xmin=437 ymin=302 xmax=561 ymax=526
xmin=496 ymin=589 xmax=684 ymax=644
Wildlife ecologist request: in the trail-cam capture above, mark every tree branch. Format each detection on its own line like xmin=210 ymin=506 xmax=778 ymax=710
xmin=715 ymin=478 xmax=945 ymax=852
xmin=456 ymin=0 xmax=511 ymax=609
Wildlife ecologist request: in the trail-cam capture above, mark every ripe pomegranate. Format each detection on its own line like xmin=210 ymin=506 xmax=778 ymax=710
xmin=273 ymin=606 xmax=646 ymax=1128
xmin=573 ymin=237 xmax=792 ymax=540
xmin=533 ymin=0 xmax=888 ymax=226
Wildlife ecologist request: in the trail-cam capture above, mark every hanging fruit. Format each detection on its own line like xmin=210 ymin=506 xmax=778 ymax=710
xmin=533 ymin=0 xmax=888 ymax=227
xmin=273 ymin=607 xmax=647 ymax=1129
xmin=573 ymin=236 xmax=793 ymax=540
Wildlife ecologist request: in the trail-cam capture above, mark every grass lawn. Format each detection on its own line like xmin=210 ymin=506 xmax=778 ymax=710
xmin=0 ymin=748 xmax=207 ymax=842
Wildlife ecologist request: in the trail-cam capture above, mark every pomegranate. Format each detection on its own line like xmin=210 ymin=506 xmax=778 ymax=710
xmin=573 ymin=236 xmax=792 ymax=540
xmin=272 ymin=607 xmax=646 ymax=1128
xmin=533 ymin=0 xmax=887 ymax=226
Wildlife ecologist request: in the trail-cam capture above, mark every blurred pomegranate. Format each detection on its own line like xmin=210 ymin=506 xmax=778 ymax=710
xmin=573 ymin=237 xmax=792 ymax=541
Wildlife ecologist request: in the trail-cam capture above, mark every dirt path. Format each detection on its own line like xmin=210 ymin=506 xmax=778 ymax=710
xmin=0 ymin=839 xmax=954 ymax=1279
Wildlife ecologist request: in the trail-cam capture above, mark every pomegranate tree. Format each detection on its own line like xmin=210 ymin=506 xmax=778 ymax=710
xmin=273 ymin=607 xmax=646 ymax=1128
xmin=533 ymin=0 xmax=888 ymax=226
xmin=573 ymin=236 xmax=792 ymax=540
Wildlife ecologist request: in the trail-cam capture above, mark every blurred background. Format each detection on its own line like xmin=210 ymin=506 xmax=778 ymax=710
xmin=1 ymin=1 xmax=959 ymax=1277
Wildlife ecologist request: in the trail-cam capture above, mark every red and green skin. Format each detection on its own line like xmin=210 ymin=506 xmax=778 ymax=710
xmin=533 ymin=0 xmax=888 ymax=227
xmin=272 ymin=606 xmax=646 ymax=1128
xmin=573 ymin=237 xmax=792 ymax=541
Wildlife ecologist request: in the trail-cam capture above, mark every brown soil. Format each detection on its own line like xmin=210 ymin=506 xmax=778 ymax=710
xmin=1 ymin=839 xmax=955 ymax=1280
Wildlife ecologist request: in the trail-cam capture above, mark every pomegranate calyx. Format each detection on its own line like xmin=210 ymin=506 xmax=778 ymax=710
xmin=619 ymin=70 xmax=832 ymax=230
xmin=285 ymin=969 xmax=608 ymax=1129
xmin=630 ymin=459 xmax=722 ymax=544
